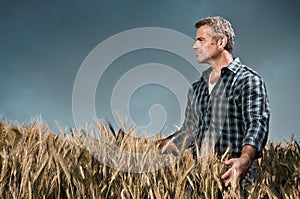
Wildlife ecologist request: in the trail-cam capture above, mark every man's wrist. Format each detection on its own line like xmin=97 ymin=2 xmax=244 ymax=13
xmin=240 ymin=145 xmax=257 ymax=163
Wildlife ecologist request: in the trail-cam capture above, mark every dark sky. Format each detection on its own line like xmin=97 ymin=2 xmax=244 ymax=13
xmin=1 ymin=0 xmax=299 ymax=141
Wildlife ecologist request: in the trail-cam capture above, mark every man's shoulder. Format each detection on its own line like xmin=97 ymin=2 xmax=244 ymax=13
xmin=236 ymin=60 xmax=264 ymax=82
xmin=191 ymin=79 xmax=202 ymax=90
xmin=240 ymin=64 xmax=261 ymax=77
xmin=191 ymin=67 xmax=211 ymax=90
xmin=235 ymin=63 xmax=267 ymax=90
xmin=229 ymin=57 xmax=261 ymax=78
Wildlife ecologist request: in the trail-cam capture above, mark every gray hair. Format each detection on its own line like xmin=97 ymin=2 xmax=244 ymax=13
xmin=195 ymin=16 xmax=235 ymax=53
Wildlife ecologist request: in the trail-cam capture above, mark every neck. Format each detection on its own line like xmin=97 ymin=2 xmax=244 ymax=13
xmin=209 ymin=51 xmax=233 ymax=75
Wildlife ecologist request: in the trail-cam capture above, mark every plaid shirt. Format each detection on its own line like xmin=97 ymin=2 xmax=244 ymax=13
xmin=172 ymin=57 xmax=270 ymax=157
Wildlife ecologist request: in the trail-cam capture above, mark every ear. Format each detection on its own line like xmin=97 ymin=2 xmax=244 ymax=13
xmin=217 ymin=37 xmax=227 ymax=50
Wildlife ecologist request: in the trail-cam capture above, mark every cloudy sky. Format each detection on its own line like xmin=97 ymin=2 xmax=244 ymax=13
xmin=1 ymin=0 xmax=299 ymax=141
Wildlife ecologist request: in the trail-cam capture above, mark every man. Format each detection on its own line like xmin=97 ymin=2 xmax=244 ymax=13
xmin=158 ymin=16 xmax=270 ymax=194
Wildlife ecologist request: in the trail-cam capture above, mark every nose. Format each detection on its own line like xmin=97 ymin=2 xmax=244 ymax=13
xmin=193 ymin=41 xmax=198 ymax=49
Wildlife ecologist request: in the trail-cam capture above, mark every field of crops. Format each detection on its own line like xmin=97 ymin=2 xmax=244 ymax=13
xmin=0 ymin=121 xmax=299 ymax=198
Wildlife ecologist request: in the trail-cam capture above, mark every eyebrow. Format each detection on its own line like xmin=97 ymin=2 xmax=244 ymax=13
xmin=195 ymin=37 xmax=205 ymax=41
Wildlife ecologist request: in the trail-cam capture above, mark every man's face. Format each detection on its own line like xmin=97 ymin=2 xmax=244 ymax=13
xmin=193 ymin=25 xmax=220 ymax=64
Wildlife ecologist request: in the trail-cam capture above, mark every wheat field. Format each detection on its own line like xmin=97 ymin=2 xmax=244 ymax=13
xmin=0 ymin=121 xmax=299 ymax=199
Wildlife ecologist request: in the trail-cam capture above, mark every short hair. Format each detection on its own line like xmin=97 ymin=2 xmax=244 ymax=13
xmin=195 ymin=16 xmax=235 ymax=53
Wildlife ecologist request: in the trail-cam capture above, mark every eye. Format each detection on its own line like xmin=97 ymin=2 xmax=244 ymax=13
xmin=196 ymin=37 xmax=204 ymax=42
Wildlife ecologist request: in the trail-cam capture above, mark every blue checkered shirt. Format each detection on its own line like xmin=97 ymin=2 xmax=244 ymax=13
xmin=171 ymin=57 xmax=270 ymax=157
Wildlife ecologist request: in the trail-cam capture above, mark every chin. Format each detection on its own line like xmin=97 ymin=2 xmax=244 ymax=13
xmin=197 ymin=59 xmax=206 ymax=64
xmin=198 ymin=57 xmax=210 ymax=64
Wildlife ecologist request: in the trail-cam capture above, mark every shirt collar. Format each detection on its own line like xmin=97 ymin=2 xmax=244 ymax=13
xmin=201 ymin=57 xmax=241 ymax=82
xmin=225 ymin=57 xmax=241 ymax=74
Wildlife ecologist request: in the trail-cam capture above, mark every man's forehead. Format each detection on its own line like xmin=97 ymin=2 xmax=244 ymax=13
xmin=196 ymin=25 xmax=213 ymax=37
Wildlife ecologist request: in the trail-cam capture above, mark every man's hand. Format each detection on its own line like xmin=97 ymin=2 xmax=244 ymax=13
xmin=155 ymin=138 xmax=169 ymax=149
xmin=221 ymin=145 xmax=257 ymax=187
xmin=155 ymin=138 xmax=179 ymax=154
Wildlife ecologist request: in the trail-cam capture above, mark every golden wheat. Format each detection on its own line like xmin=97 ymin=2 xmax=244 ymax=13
xmin=0 ymin=121 xmax=299 ymax=198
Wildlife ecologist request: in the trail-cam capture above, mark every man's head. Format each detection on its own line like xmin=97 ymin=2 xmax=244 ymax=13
xmin=195 ymin=16 xmax=235 ymax=53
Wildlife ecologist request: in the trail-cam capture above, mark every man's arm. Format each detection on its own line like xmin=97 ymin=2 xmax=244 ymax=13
xmin=221 ymin=145 xmax=257 ymax=187
xmin=221 ymin=74 xmax=270 ymax=186
xmin=240 ymin=75 xmax=270 ymax=158
xmin=156 ymin=85 xmax=199 ymax=152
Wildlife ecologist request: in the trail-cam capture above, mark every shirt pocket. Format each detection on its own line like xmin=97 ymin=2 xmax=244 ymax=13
xmin=226 ymin=95 xmax=242 ymax=120
xmin=227 ymin=95 xmax=241 ymax=107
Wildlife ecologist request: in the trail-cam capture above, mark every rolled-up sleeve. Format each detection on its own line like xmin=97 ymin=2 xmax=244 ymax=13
xmin=241 ymin=75 xmax=270 ymax=156
xmin=172 ymin=86 xmax=200 ymax=150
